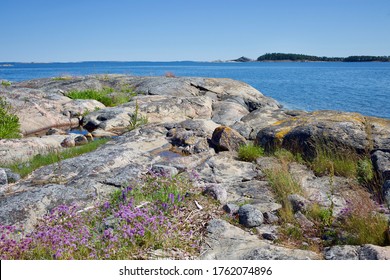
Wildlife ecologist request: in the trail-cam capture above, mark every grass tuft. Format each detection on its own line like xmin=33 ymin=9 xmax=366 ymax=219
xmin=238 ymin=143 xmax=264 ymax=162
xmin=3 ymin=138 xmax=109 ymax=177
xmin=67 ymin=88 xmax=134 ymax=107
xmin=0 ymin=97 xmax=21 ymax=139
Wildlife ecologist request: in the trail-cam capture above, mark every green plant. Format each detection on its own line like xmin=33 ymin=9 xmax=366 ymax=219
xmin=1 ymin=80 xmax=12 ymax=87
xmin=238 ymin=143 xmax=264 ymax=162
xmin=127 ymin=101 xmax=148 ymax=131
xmin=3 ymin=138 xmax=109 ymax=177
xmin=265 ymin=166 xmax=302 ymax=222
xmin=308 ymin=203 xmax=334 ymax=227
xmin=0 ymin=97 xmax=20 ymax=139
xmin=338 ymin=189 xmax=389 ymax=246
xmin=357 ymin=158 xmax=374 ymax=185
xmin=272 ymin=148 xmax=303 ymax=164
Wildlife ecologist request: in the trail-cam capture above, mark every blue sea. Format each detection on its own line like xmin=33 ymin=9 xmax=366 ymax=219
xmin=1 ymin=61 xmax=389 ymax=119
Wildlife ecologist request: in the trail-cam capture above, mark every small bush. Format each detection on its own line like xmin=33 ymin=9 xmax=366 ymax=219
xmin=238 ymin=143 xmax=264 ymax=162
xmin=0 ymin=97 xmax=20 ymax=139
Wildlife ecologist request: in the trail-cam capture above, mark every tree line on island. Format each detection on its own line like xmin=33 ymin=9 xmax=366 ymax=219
xmin=231 ymin=53 xmax=390 ymax=62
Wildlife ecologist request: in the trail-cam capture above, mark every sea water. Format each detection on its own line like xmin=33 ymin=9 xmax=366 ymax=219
xmin=1 ymin=61 xmax=389 ymax=119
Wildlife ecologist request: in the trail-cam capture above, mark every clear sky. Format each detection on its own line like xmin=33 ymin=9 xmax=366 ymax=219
xmin=1 ymin=0 xmax=389 ymax=62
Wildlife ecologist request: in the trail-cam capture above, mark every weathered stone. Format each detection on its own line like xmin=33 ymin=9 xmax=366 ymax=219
xmin=211 ymin=126 xmax=246 ymax=152
xmin=0 ymin=169 xmax=8 ymax=185
xmin=61 ymin=136 xmax=75 ymax=147
xmin=46 ymin=128 xmax=67 ymax=135
xmin=223 ymin=203 xmax=239 ymax=215
xmin=288 ymin=194 xmax=310 ymax=213
xmin=151 ymin=164 xmax=179 ymax=177
xmin=203 ymin=184 xmax=228 ymax=204
xmin=74 ymin=135 xmax=88 ymax=146
xmin=4 ymin=168 xmax=21 ymax=183
xmin=196 ymin=152 xmax=258 ymax=184
xmin=211 ymin=101 xmax=249 ymax=126
xmin=324 ymin=245 xmax=390 ymax=260
xmin=200 ymin=219 xmax=321 ymax=260
xmin=359 ymin=244 xmax=390 ymax=260
xmin=238 ymin=204 xmax=264 ymax=228
xmin=371 ymin=150 xmax=390 ymax=181
xmin=263 ymin=211 xmax=279 ymax=224
xmin=256 ymin=111 xmax=371 ymax=159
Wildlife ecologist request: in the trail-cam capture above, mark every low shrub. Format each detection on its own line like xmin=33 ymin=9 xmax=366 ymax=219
xmin=238 ymin=143 xmax=264 ymax=162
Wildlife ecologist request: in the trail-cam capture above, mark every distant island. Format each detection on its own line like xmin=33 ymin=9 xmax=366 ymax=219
xmin=229 ymin=53 xmax=390 ymax=62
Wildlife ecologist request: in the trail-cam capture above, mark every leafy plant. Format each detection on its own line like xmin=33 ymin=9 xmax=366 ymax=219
xmin=128 ymin=101 xmax=148 ymax=131
xmin=238 ymin=143 xmax=264 ymax=162
xmin=0 ymin=97 xmax=20 ymax=139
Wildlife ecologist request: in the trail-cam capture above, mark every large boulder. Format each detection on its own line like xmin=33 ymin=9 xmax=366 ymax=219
xmin=256 ymin=111 xmax=390 ymax=158
xmin=211 ymin=126 xmax=246 ymax=152
xmin=200 ymin=219 xmax=321 ymax=260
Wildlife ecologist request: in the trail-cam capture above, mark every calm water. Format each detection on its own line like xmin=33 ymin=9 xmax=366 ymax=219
xmin=1 ymin=61 xmax=389 ymax=119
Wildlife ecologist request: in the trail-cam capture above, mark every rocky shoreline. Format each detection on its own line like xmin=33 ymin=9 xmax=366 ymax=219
xmin=1 ymin=75 xmax=390 ymax=259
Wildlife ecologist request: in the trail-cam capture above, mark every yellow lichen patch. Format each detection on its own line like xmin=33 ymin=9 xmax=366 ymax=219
xmin=275 ymin=127 xmax=292 ymax=140
xmin=367 ymin=116 xmax=390 ymax=127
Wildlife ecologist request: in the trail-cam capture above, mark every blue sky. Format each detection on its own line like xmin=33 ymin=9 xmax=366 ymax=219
xmin=1 ymin=0 xmax=389 ymax=62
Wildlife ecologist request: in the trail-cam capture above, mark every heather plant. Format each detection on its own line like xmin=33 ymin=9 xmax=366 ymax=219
xmin=337 ymin=189 xmax=389 ymax=246
xmin=0 ymin=97 xmax=20 ymax=139
xmin=0 ymin=172 xmax=214 ymax=259
xmin=238 ymin=143 xmax=264 ymax=162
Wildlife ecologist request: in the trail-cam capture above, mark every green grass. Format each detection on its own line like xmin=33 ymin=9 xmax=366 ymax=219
xmin=67 ymin=88 xmax=133 ymax=107
xmin=0 ymin=97 xmax=21 ymax=139
xmin=272 ymin=148 xmax=304 ymax=164
xmin=337 ymin=189 xmax=389 ymax=246
xmin=1 ymin=80 xmax=12 ymax=87
xmin=4 ymin=138 xmax=109 ymax=177
xmin=238 ymin=143 xmax=264 ymax=162
xmin=264 ymin=166 xmax=302 ymax=222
